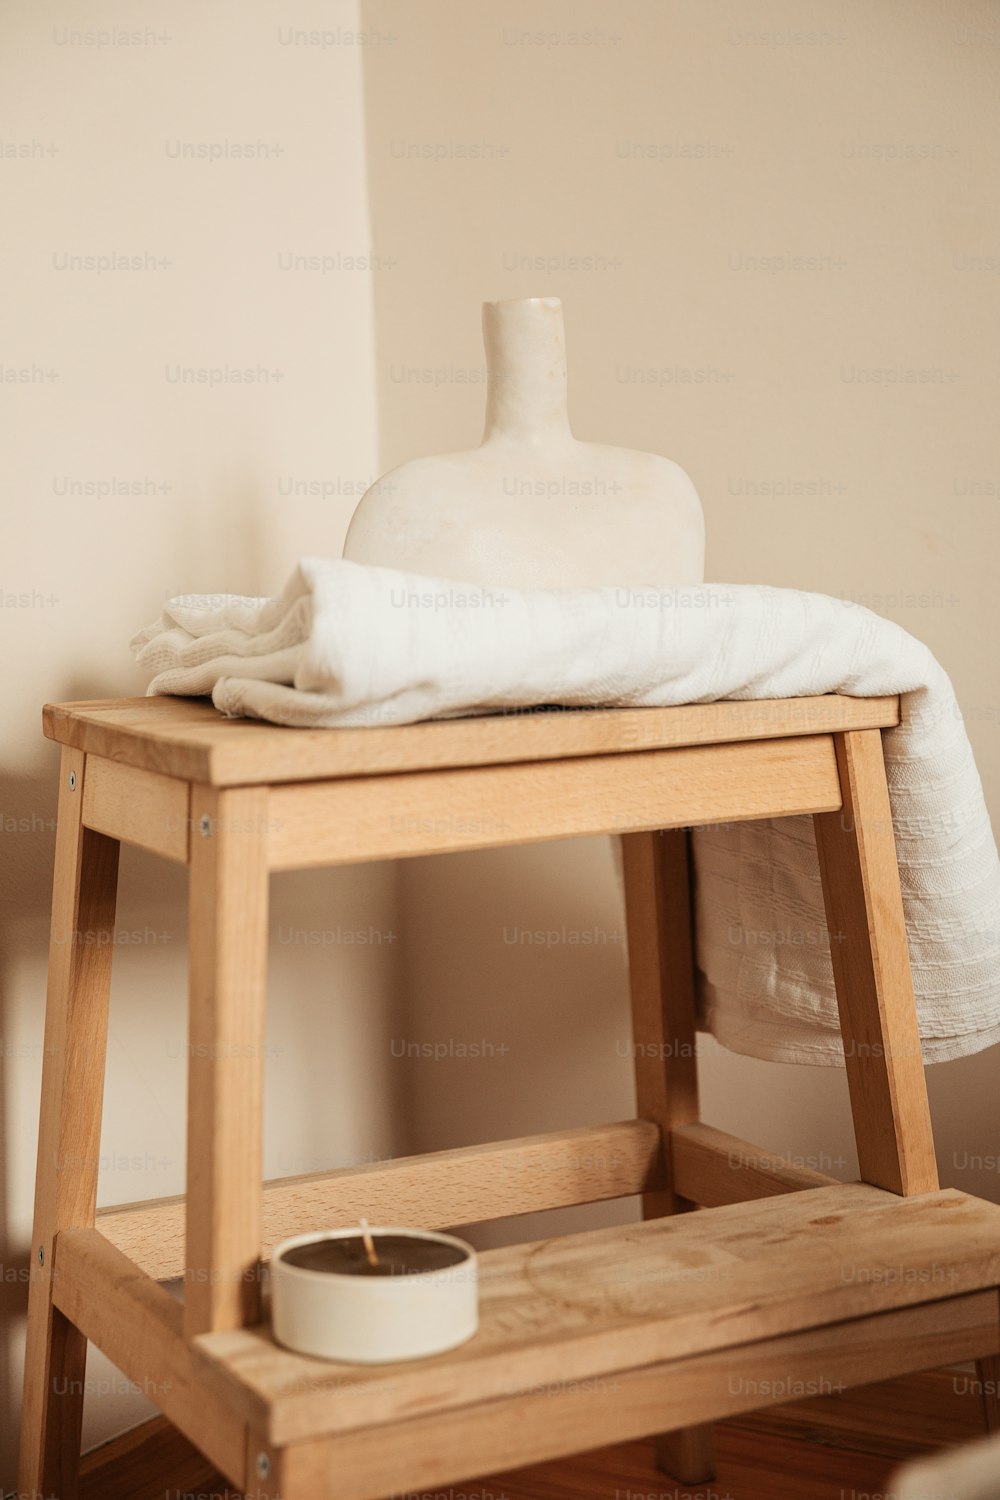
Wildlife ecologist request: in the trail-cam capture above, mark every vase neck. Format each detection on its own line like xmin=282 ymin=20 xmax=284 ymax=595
xmin=482 ymin=297 xmax=572 ymax=444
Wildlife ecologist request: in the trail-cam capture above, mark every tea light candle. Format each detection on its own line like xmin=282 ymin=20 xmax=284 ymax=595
xmin=270 ymin=1224 xmax=478 ymax=1363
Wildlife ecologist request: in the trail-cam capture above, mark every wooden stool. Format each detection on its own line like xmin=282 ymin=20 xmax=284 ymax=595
xmin=20 ymin=693 xmax=1000 ymax=1500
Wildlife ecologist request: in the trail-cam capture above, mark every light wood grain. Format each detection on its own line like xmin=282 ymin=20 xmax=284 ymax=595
xmin=260 ymin=1295 xmax=999 ymax=1500
xmin=19 ymin=747 xmax=120 ymax=1500
xmin=268 ymin=734 xmax=841 ymax=870
xmin=77 ymin=1366 xmax=999 ymax=1500
xmin=673 ymin=1122 xmax=839 ymax=1207
xmin=43 ymin=693 xmax=901 ymax=786
xmin=814 ymin=730 xmax=939 ymax=1196
xmin=184 ymin=785 xmax=270 ymax=1337
xmin=82 ymin=754 xmax=190 ymax=862
xmin=53 ymin=1227 xmax=247 ymax=1488
xmin=621 ymin=828 xmax=714 ymax=1483
xmin=194 ymin=1184 xmax=1000 ymax=1446
xmin=98 ymin=1120 xmax=665 ymax=1282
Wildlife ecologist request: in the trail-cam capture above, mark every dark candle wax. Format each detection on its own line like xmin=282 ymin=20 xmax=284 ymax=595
xmin=279 ymin=1234 xmax=469 ymax=1278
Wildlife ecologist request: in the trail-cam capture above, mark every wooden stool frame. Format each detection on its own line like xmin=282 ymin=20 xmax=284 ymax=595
xmin=18 ymin=694 xmax=1000 ymax=1500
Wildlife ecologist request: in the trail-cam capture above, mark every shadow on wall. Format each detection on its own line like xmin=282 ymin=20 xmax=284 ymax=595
xmin=354 ymin=0 xmax=1000 ymax=1223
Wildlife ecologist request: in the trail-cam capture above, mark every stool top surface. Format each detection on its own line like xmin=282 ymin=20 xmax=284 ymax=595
xmin=43 ymin=694 xmax=901 ymax=787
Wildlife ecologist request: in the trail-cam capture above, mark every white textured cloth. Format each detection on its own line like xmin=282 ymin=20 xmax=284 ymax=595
xmin=132 ymin=558 xmax=1000 ymax=1066
xmin=894 ymin=1431 xmax=1000 ymax=1500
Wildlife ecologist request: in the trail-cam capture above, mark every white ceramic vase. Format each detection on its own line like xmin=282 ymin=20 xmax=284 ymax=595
xmin=343 ymin=296 xmax=705 ymax=588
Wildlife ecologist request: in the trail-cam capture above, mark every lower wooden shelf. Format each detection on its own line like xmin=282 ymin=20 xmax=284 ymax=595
xmin=53 ymin=1182 xmax=1000 ymax=1500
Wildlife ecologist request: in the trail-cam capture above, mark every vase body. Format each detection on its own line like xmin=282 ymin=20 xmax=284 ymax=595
xmin=343 ymin=297 xmax=705 ymax=588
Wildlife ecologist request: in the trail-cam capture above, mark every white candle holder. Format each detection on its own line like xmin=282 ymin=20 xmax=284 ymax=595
xmin=270 ymin=1226 xmax=479 ymax=1363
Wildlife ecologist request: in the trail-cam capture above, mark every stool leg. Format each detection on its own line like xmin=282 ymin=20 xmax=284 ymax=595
xmin=817 ymin=733 xmax=1000 ymax=1426
xmin=813 ymin=729 xmax=938 ymax=1196
xmin=622 ymin=828 xmax=715 ymax=1485
xmin=19 ymin=747 xmax=120 ymax=1500
xmin=184 ymin=785 xmax=270 ymax=1339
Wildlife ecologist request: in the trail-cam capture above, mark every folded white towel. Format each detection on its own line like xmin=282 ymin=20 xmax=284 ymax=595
xmin=132 ymin=558 xmax=1000 ymax=1066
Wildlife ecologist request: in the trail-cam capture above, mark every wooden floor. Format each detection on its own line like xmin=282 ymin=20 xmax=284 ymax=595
xmin=79 ymin=1367 xmax=989 ymax=1500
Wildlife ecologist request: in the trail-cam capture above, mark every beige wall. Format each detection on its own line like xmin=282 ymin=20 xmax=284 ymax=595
xmin=0 ymin=0 xmax=404 ymax=1481
xmin=361 ymin=0 xmax=1000 ymax=1240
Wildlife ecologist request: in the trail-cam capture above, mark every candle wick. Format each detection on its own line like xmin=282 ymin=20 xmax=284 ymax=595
xmin=359 ymin=1218 xmax=379 ymax=1268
